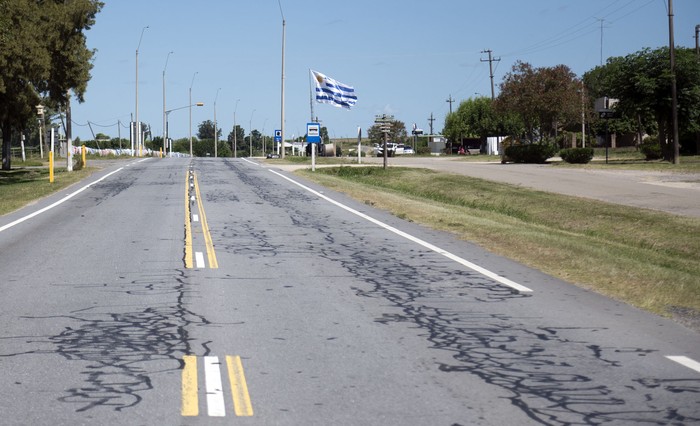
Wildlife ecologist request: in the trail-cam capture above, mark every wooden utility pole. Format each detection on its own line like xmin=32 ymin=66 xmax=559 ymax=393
xmin=480 ymin=49 xmax=500 ymax=100
xmin=446 ymin=94 xmax=454 ymax=114
xmin=428 ymin=113 xmax=435 ymax=135
xmin=668 ymin=0 xmax=680 ymax=164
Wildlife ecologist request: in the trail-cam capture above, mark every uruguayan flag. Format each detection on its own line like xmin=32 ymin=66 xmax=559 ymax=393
xmin=312 ymin=70 xmax=357 ymax=109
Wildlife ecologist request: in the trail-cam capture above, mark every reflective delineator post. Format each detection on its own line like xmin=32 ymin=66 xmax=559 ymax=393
xmin=82 ymin=145 xmax=86 ymax=167
xmin=49 ymin=152 xmax=54 ymax=183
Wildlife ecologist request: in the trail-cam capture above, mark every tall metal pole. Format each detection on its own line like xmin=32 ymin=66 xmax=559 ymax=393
xmin=279 ymin=0 xmax=286 ymax=158
xmin=668 ymin=0 xmax=680 ymax=164
xmin=189 ymin=72 xmax=198 ymax=157
xmin=233 ymin=99 xmax=240 ymax=158
xmin=249 ymin=109 xmax=255 ymax=158
xmin=135 ymin=26 xmax=148 ymax=157
xmin=214 ymin=88 xmax=221 ymax=158
xmin=162 ymin=51 xmax=173 ymax=156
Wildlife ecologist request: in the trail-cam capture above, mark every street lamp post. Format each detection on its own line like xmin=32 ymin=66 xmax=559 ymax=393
xmin=233 ymin=99 xmax=240 ymax=158
xmin=262 ymin=118 xmax=268 ymax=155
xmin=249 ymin=109 xmax=256 ymax=158
xmin=166 ymin=103 xmax=204 ymax=156
xmin=135 ymin=26 xmax=148 ymax=157
xmin=189 ymin=72 xmax=198 ymax=157
xmin=162 ymin=51 xmax=173 ymax=156
xmin=278 ymin=0 xmax=286 ymax=159
xmin=214 ymin=88 xmax=221 ymax=158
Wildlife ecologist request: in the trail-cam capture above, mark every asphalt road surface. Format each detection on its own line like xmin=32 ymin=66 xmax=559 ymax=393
xmin=0 ymin=157 xmax=698 ymax=425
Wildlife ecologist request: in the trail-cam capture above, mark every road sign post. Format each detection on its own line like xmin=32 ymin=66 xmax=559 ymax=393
xmin=274 ymin=130 xmax=282 ymax=155
xmin=307 ymin=123 xmax=321 ymax=171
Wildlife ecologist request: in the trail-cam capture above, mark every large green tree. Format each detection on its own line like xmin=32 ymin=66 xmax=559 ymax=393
xmin=197 ymin=119 xmax=223 ymax=140
xmin=584 ymin=47 xmax=700 ymax=160
xmin=227 ymin=124 xmax=245 ymax=152
xmin=0 ymin=0 xmax=102 ymax=170
xmin=495 ymin=61 xmax=581 ymax=142
xmin=443 ymin=96 xmax=522 ymax=146
xmin=367 ymin=120 xmax=407 ymax=145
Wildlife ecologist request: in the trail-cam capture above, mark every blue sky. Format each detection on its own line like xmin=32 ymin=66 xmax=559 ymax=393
xmin=70 ymin=0 xmax=700 ymax=143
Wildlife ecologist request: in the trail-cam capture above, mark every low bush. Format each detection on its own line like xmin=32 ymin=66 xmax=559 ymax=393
xmin=505 ymin=142 xmax=558 ymax=163
xmin=640 ymin=140 xmax=662 ymax=160
xmin=560 ymin=147 xmax=594 ymax=164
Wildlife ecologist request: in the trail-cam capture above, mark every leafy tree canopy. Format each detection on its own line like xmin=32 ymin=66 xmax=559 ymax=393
xmin=197 ymin=119 xmax=223 ymax=140
xmin=367 ymin=120 xmax=407 ymax=145
xmin=0 ymin=0 xmax=103 ymax=170
xmin=583 ymin=47 xmax=700 ymax=159
xmin=495 ymin=61 xmax=581 ymax=142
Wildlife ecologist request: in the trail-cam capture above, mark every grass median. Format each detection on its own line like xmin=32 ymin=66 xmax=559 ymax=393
xmin=297 ymin=166 xmax=700 ymax=329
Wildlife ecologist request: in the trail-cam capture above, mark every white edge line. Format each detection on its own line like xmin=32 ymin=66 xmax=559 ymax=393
xmin=666 ymin=356 xmax=700 ymax=373
xmin=241 ymin=158 xmax=261 ymax=166
xmin=268 ymin=169 xmax=533 ymax=293
xmin=0 ymin=167 xmax=124 ymax=234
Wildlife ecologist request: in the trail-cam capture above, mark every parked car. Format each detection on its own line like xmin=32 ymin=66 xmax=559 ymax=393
xmin=396 ymin=144 xmax=416 ymax=155
xmin=376 ymin=142 xmax=398 ymax=157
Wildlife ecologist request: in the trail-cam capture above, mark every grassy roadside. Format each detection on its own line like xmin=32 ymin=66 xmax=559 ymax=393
xmin=297 ymin=166 xmax=700 ymax=329
xmin=0 ymin=167 xmax=98 ymax=216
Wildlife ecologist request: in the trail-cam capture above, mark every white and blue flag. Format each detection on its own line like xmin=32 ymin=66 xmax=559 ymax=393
xmin=312 ymin=70 xmax=357 ymax=110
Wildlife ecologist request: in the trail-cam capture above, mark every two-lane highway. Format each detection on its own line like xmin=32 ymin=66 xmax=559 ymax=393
xmin=0 ymin=157 xmax=698 ymax=425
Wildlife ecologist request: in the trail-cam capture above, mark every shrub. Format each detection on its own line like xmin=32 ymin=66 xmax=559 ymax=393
xmin=416 ymin=146 xmax=431 ymax=155
xmin=560 ymin=147 xmax=594 ymax=164
xmin=505 ymin=142 xmax=558 ymax=163
xmin=639 ymin=139 xmax=662 ymax=160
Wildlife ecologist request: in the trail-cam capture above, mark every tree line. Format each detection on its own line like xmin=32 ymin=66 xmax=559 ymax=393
xmin=443 ymin=46 xmax=700 ymax=161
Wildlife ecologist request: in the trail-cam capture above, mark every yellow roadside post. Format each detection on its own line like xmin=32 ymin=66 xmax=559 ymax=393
xmin=82 ymin=145 xmax=86 ymax=166
xmin=49 ymin=151 xmax=54 ymax=183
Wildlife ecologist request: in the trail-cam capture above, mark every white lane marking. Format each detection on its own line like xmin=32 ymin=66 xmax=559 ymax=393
xmin=242 ymin=158 xmax=261 ymax=166
xmin=666 ymin=356 xmax=700 ymax=374
xmin=269 ymin=170 xmax=533 ymax=293
xmin=204 ymin=356 xmax=226 ymax=417
xmin=193 ymin=214 xmax=199 ymax=222
xmin=195 ymin=252 xmax=205 ymax=268
xmin=0 ymin=168 xmax=124 ymax=234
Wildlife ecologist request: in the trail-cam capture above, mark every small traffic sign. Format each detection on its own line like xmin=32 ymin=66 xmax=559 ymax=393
xmin=598 ymin=110 xmax=617 ymax=119
xmin=274 ymin=130 xmax=282 ymax=142
xmin=307 ymin=123 xmax=321 ymax=143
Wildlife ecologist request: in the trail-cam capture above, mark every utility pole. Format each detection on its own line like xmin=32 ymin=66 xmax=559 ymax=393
xmin=668 ymin=0 xmax=680 ymax=164
xmin=480 ymin=49 xmax=500 ymax=100
xmin=595 ymin=18 xmax=607 ymax=65
xmin=428 ymin=113 xmax=435 ymax=135
xmin=695 ymin=24 xmax=700 ymax=155
xmin=446 ymin=94 xmax=454 ymax=114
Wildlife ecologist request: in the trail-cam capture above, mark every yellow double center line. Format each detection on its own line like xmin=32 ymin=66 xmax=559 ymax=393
xmin=181 ymin=355 xmax=253 ymax=417
xmin=185 ymin=170 xmax=218 ymax=269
